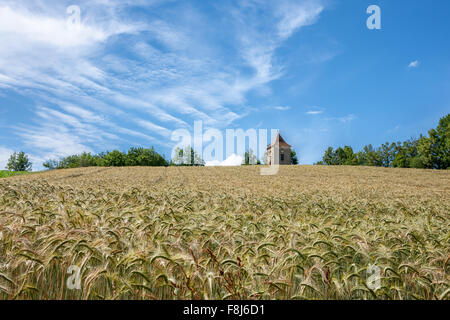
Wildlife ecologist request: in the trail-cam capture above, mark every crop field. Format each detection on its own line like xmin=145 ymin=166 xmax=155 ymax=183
xmin=0 ymin=166 xmax=449 ymax=300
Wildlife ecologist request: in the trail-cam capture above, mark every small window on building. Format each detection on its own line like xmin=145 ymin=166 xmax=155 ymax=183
xmin=281 ymin=150 xmax=284 ymax=161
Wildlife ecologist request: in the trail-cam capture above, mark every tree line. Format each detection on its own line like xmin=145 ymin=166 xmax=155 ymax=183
xmin=43 ymin=147 xmax=169 ymax=169
xmin=316 ymin=114 xmax=449 ymax=169
xmin=4 ymin=114 xmax=447 ymax=171
xmin=5 ymin=146 xmax=209 ymax=172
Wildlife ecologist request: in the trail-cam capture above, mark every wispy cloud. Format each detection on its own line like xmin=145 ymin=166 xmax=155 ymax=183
xmin=59 ymin=104 xmax=106 ymax=123
xmin=387 ymin=125 xmax=400 ymax=133
xmin=324 ymin=113 xmax=356 ymax=124
xmin=338 ymin=114 xmax=356 ymax=123
xmin=275 ymin=0 xmax=324 ymax=39
xmin=306 ymin=106 xmax=324 ymax=115
xmin=0 ymin=146 xmax=13 ymax=169
xmin=408 ymin=60 xmax=419 ymax=68
xmin=135 ymin=119 xmax=172 ymax=138
xmin=306 ymin=110 xmax=323 ymax=115
xmin=14 ymin=106 xmax=111 ymax=160
xmin=0 ymin=6 xmax=135 ymax=49
xmin=274 ymin=106 xmax=291 ymax=111
xmin=0 ymin=0 xmax=326 ymax=167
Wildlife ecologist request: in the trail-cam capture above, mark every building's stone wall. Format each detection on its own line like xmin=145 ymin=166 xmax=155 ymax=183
xmin=280 ymin=146 xmax=291 ymax=165
xmin=267 ymin=145 xmax=291 ymax=165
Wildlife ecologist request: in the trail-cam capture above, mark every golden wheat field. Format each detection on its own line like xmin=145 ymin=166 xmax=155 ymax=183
xmin=0 ymin=166 xmax=449 ymax=300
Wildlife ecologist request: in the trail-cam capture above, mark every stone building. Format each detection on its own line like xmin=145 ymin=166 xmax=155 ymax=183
xmin=267 ymin=133 xmax=291 ymax=165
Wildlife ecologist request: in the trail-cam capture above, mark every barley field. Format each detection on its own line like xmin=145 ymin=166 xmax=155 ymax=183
xmin=0 ymin=166 xmax=449 ymax=300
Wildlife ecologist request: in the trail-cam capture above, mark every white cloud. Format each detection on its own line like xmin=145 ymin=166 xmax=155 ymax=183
xmin=0 ymin=6 xmax=104 ymax=49
xmin=408 ymin=60 xmax=419 ymax=68
xmin=59 ymin=104 xmax=106 ymax=123
xmin=388 ymin=125 xmax=400 ymax=133
xmin=205 ymin=154 xmax=243 ymax=167
xmin=0 ymin=146 xmax=14 ymax=170
xmin=0 ymin=3 xmax=144 ymax=55
xmin=0 ymin=146 xmax=45 ymax=171
xmin=135 ymin=119 xmax=172 ymax=138
xmin=323 ymin=113 xmax=356 ymax=124
xmin=276 ymin=1 xmax=324 ymax=39
xmin=306 ymin=110 xmax=323 ymax=115
xmin=13 ymin=105 xmax=120 ymax=160
xmin=16 ymin=123 xmax=94 ymax=159
xmin=306 ymin=106 xmax=324 ymax=115
xmin=338 ymin=114 xmax=356 ymax=123
xmin=0 ymin=0 xmax=326 ymax=167
xmin=274 ymin=106 xmax=291 ymax=111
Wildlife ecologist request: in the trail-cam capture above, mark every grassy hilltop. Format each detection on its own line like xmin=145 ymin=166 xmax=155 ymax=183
xmin=0 ymin=170 xmax=32 ymax=178
xmin=0 ymin=166 xmax=449 ymax=300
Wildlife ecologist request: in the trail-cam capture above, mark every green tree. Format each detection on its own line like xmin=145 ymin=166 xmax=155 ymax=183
xmin=378 ymin=142 xmax=396 ymax=167
xmin=43 ymin=159 xmax=58 ymax=170
xmin=171 ymin=146 xmax=204 ymax=166
xmin=392 ymin=149 xmax=407 ymax=168
xmin=6 ymin=151 xmax=32 ymax=171
xmin=126 ymin=147 xmax=143 ymax=166
xmin=323 ymin=146 xmax=357 ymax=165
xmin=360 ymin=144 xmax=382 ymax=166
xmin=323 ymin=147 xmax=336 ymax=165
xmin=58 ymin=155 xmax=81 ymax=168
xmin=317 ymin=114 xmax=449 ymax=170
xmin=126 ymin=147 xmax=168 ymax=166
xmin=94 ymin=152 xmax=107 ymax=166
xmin=243 ymin=148 xmax=257 ymax=165
xmin=103 ymin=150 xmax=126 ymax=167
xmin=79 ymin=152 xmax=97 ymax=167
xmin=262 ymin=151 xmax=268 ymax=165
xmin=409 ymin=156 xmax=425 ymax=169
xmin=342 ymin=146 xmax=358 ymax=165
xmin=290 ymin=149 xmax=298 ymax=165
xmin=43 ymin=148 xmax=167 ymax=169
xmin=334 ymin=147 xmax=346 ymax=165
xmin=392 ymin=138 xmax=420 ymax=168
xmin=417 ymin=114 xmax=450 ymax=169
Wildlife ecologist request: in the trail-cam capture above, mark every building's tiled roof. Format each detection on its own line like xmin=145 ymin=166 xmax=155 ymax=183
xmin=267 ymin=133 xmax=291 ymax=149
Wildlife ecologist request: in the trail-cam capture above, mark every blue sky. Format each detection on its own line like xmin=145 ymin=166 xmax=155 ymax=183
xmin=0 ymin=0 xmax=449 ymax=169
